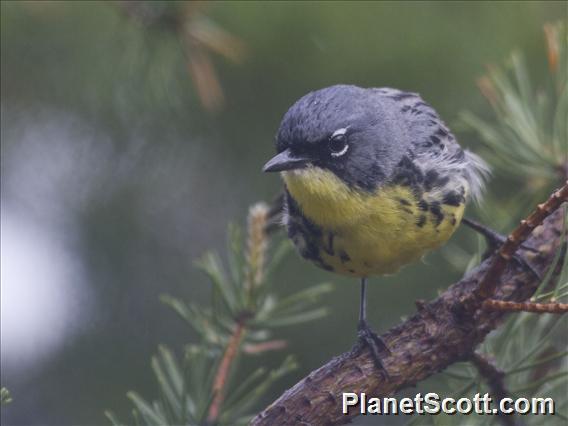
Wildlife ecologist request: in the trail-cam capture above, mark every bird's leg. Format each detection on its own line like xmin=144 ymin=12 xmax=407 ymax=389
xmin=462 ymin=217 xmax=541 ymax=279
xmin=462 ymin=218 xmax=539 ymax=253
xmin=357 ymin=277 xmax=391 ymax=377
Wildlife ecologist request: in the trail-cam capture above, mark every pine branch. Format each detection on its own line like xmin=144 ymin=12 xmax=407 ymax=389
xmin=251 ymin=203 xmax=566 ymax=425
xmin=482 ymin=299 xmax=568 ymax=313
xmin=208 ymin=319 xmax=247 ymax=423
xmin=470 ymin=352 xmax=514 ymax=426
xmin=207 ymin=203 xmax=271 ymax=422
xmin=475 ymin=182 xmax=568 ymax=300
xmin=110 ymin=199 xmax=332 ymax=425
xmin=243 ymin=340 xmax=288 ymax=354
xmin=116 ymin=1 xmax=246 ymax=112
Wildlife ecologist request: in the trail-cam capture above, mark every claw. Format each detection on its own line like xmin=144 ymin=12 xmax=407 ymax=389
xmin=462 ymin=218 xmax=538 ymax=253
xmin=357 ymin=320 xmax=391 ymax=378
xmin=462 ymin=217 xmax=541 ymax=279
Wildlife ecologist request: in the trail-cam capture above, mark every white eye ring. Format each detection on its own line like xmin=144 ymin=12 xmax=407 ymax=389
xmin=331 ymin=127 xmax=348 ymax=138
xmin=329 ymin=127 xmax=349 ymax=157
xmin=330 ymin=142 xmax=349 ymax=157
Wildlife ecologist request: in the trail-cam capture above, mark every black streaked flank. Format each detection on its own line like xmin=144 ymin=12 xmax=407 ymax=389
xmin=325 ymin=232 xmax=335 ymax=255
xmin=424 ymin=169 xmax=450 ymax=191
xmin=429 ymin=202 xmax=444 ymax=226
xmin=442 ymin=191 xmax=464 ymax=207
xmin=286 ymin=191 xmax=323 ymax=262
xmin=339 ymin=251 xmax=351 ymax=263
xmin=424 ymin=170 xmax=439 ymax=189
xmin=392 ymin=156 xmax=424 ymax=191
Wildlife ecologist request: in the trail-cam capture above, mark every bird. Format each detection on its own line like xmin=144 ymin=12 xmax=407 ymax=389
xmin=262 ymin=84 xmax=490 ymax=374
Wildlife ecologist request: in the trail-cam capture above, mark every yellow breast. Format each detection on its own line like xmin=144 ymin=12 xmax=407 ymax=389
xmin=283 ymin=167 xmax=466 ymax=276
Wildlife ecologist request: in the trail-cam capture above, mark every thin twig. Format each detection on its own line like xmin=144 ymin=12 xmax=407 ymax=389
xmin=208 ymin=204 xmax=270 ymax=422
xmin=475 ymin=182 xmax=568 ymax=300
xmin=207 ymin=320 xmax=246 ymax=423
xmin=470 ymin=352 xmax=515 ymax=426
xmin=245 ymin=203 xmax=269 ymax=293
xmin=483 ymin=299 xmax=568 ymax=314
xmin=243 ymin=340 xmax=288 ymax=354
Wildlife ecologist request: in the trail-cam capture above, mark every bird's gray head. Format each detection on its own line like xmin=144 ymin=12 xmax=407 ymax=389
xmin=263 ymin=84 xmax=423 ymax=191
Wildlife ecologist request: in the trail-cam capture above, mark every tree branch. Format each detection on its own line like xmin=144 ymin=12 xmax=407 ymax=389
xmin=470 ymin=352 xmax=514 ymax=426
xmin=482 ymin=299 xmax=568 ymax=313
xmin=475 ymin=182 xmax=568 ymax=299
xmin=251 ymin=200 xmax=566 ymax=425
xmin=208 ymin=320 xmax=246 ymax=423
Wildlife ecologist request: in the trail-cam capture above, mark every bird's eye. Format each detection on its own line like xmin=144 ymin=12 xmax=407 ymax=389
xmin=329 ymin=133 xmax=349 ymax=157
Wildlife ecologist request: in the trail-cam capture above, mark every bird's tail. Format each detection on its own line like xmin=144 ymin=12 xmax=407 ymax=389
xmin=463 ymin=150 xmax=491 ymax=204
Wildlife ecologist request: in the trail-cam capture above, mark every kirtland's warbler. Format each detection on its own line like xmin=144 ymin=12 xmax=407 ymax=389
xmin=262 ymin=85 xmax=489 ymax=372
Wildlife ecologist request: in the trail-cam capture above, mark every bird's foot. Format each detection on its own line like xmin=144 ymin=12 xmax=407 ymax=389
xmin=462 ymin=218 xmax=541 ymax=279
xmin=357 ymin=320 xmax=391 ymax=379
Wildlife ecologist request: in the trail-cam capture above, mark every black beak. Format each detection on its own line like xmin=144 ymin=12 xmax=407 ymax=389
xmin=262 ymin=149 xmax=311 ymax=173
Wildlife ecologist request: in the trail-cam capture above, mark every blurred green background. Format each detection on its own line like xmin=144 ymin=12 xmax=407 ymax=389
xmin=1 ymin=1 xmax=565 ymax=424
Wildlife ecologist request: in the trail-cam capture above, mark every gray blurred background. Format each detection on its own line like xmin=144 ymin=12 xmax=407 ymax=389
xmin=1 ymin=1 xmax=565 ymax=424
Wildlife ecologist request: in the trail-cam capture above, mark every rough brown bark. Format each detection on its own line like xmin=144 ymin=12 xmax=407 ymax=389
xmin=251 ymin=208 xmax=566 ymax=426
